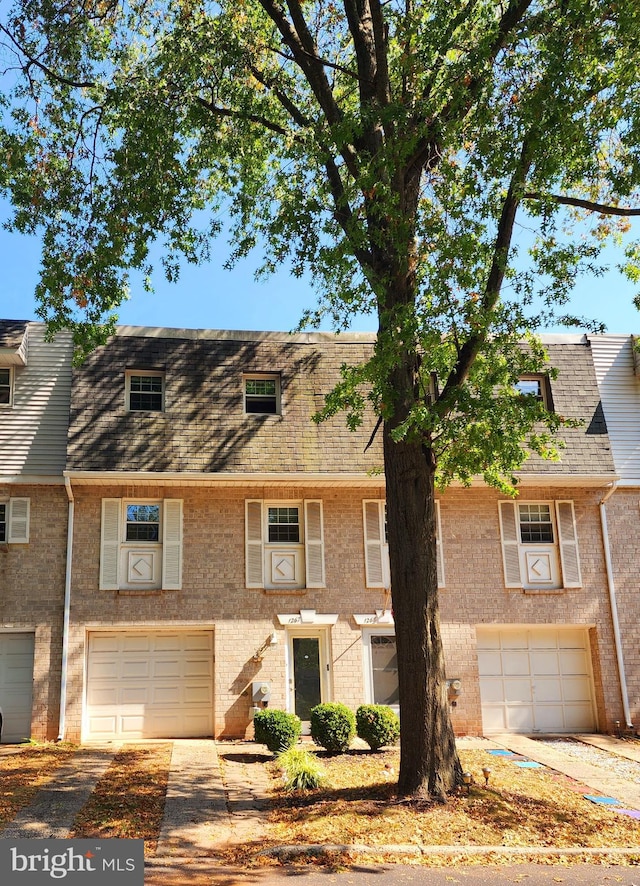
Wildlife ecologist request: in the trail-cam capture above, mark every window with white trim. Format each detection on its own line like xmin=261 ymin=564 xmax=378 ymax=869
xmin=362 ymin=629 xmax=399 ymax=713
xmin=245 ymin=499 xmax=325 ymax=590
xmin=126 ymin=371 xmax=164 ymax=412
xmin=0 ymin=498 xmax=30 ymax=544
xmin=498 ymin=500 xmax=581 ymax=590
xmin=100 ymin=498 xmax=182 ymax=591
xmin=363 ymin=500 xmax=444 ymax=589
xmin=0 ymin=367 xmax=13 ymax=406
xmin=244 ymin=374 xmax=281 ymax=415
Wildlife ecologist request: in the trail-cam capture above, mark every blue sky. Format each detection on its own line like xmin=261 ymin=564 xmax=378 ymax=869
xmin=1 ymin=200 xmax=639 ymax=335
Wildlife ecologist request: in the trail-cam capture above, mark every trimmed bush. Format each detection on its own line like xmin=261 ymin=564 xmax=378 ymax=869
xmin=253 ymin=709 xmax=301 ymax=753
xmin=356 ymin=704 xmax=400 ymax=751
xmin=310 ymin=702 xmax=355 ymax=753
xmin=276 ymin=746 xmax=327 ymax=792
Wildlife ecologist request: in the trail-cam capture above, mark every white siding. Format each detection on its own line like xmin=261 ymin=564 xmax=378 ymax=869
xmin=0 ymin=323 xmax=73 ymax=476
xmin=589 ymin=335 xmax=640 ymax=482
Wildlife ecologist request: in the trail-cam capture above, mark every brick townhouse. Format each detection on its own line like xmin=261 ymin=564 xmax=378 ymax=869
xmin=1 ymin=320 xmax=638 ymax=743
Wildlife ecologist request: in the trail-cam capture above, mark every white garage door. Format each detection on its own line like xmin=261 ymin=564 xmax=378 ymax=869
xmin=86 ymin=631 xmax=214 ymax=740
xmin=477 ymin=627 xmax=596 ymax=733
xmin=0 ymin=632 xmax=34 ymax=743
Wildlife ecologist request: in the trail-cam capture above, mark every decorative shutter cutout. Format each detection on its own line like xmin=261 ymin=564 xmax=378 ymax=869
xmin=100 ymin=499 xmax=121 ymax=590
xmin=304 ymin=500 xmax=325 ymax=587
xmin=435 ymin=500 xmax=445 ymax=588
xmin=556 ymin=500 xmax=582 ymax=588
xmin=245 ymin=500 xmax=264 ymax=587
xmin=162 ymin=499 xmax=183 ymax=590
xmin=499 ymin=501 xmax=522 ymax=588
xmin=363 ymin=500 xmax=386 ymax=588
xmin=8 ymin=498 xmax=30 ymax=543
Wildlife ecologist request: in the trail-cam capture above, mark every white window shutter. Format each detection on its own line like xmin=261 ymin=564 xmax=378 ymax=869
xmin=162 ymin=499 xmax=183 ymax=590
xmin=499 ymin=501 xmax=522 ymax=588
xmin=8 ymin=498 xmax=30 ymax=543
xmin=364 ymin=500 xmax=387 ymax=588
xmin=435 ymin=500 xmax=445 ymax=588
xmin=304 ymin=500 xmax=325 ymax=587
xmin=245 ymin=500 xmax=264 ymax=587
xmin=555 ymin=500 xmax=582 ymax=588
xmin=100 ymin=499 xmax=121 ymax=590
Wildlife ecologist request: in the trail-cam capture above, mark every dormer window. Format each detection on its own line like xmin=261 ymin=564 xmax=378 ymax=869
xmin=244 ymin=374 xmax=281 ymax=415
xmin=515 ymin=374 xmax=552 ymax=409
xmin=126 ymin=371 xmax=164 ymax=412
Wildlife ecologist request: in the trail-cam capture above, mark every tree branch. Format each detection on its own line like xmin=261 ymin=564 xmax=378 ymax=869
xmin=523 ymin=192 xmax=640 ymax=216
xmin=0 ymin=23 xmax=96 ymax=89
xmin=195 ymin=95 xmax=290 ymax=137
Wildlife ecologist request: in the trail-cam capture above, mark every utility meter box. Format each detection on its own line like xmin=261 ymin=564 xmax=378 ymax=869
xmin=252 ymin=681 xmax=271 ymax=706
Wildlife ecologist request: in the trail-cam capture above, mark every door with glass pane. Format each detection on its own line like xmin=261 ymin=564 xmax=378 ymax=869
xmin=291 ymin=636 xmax=322 ymax=720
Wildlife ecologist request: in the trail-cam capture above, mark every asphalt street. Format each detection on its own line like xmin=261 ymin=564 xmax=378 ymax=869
xmin=144 ymin=861 xmax=640 ymax=886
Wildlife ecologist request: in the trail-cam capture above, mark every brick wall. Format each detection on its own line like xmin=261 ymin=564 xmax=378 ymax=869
xmin=0 ymin=483 xmax=67 ymax=740
xmin=60 ymin=481 xmax=622 ymax=742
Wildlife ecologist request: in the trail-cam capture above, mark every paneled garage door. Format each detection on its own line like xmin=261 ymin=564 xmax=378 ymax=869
xmin=477 ymin=627 xmax=596 ymax=733
xmin=0 ymin=632 xmax=34 ymax=743
xmin=86 ymin=631 xmax=214 ymax=740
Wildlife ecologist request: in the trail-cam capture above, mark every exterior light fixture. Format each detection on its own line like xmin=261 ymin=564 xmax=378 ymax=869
xmin=481 ymin=766 xmax=491 ymax=786
xmin=462 ymin=771 xmax=473 ymax=794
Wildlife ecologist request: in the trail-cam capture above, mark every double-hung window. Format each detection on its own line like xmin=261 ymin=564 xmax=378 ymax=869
xmin=126 ymin=371 xmax=164 ymax=412
xmin=0 ymin=367 xmax=13 ymax=406
xmin=100 ymin=499 xmax=182 ymax=591
xmin=499 ymin=500 xmax=581 ymax=590
xmin=515 ymin=374 xmax=553 ymax=409
xmin=363 ymin=500 xmax=444 ymax=589
xmin=244 ymin=374 xmax=281 ymax=415
xmin=245 ymin=500 xmax=325 ymax=590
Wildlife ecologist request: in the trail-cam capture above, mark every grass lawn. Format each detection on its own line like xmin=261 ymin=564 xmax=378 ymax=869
xmin=0 ymin=743 xmax=78 ymax=830
xmin=71 ymin=743 xmax=172 ymax=854
xmin=255 ymin=747 xmax=640 ymax=864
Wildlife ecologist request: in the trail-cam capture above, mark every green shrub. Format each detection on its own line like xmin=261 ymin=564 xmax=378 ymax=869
xmin=276 ymin=746 xmax=327 ymax=792
xmin=310 ymin=702 xmax=355 ymax=753
xmin=253 ymin=709 xmax=301 ymax=753
xmin=356 ymin=704 xmax=400 ymax=751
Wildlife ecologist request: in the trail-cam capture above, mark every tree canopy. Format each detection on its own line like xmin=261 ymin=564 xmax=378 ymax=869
xmin=2 ymin=0 xmax=640 ymax=798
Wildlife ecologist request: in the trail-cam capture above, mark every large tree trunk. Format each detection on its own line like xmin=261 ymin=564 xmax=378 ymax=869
xmin=383 ymin=421 xmax=463 ymax=801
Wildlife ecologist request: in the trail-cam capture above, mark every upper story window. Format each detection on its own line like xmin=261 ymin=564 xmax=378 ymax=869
xmin=0 ymin=367 xmax=13 ymax=406
xmin=363 ymin=500 xmax=444 ymax=589
xmin=125 ymin=504 xmax=160 ymax=542
xmin=245 ymin=499 xmax=325 ymax=590
xmin=515 ymin=374 xmax=552 ymax=409
xmin=244 ymin=374 xmax=281 ymax=415
xmin=499 ymin=500 xmax=581 ymax=591
xmin=0 ymin=498 xmax=30 ymax=544
xmin=126 ymin=371 xmax=164 ymax=412
xmin=100 ymin=498 xmax=183 ymax=591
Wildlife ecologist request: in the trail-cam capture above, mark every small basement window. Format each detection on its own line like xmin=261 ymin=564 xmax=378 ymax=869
xmin=244 ymin=375 xmax=280 ymax=414
xmin=126 ymin=372 xmax=164 ymax=412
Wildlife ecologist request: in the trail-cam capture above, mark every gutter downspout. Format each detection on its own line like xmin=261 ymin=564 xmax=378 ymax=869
xmin=599 ymin=481 xmax=633 ymax=730
xmin=58 ymin=476 xmax=74 ymax=741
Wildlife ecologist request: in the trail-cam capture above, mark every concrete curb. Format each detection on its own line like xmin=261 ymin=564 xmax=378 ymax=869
xmin=251 ymin=843 xmax=640 ymax=861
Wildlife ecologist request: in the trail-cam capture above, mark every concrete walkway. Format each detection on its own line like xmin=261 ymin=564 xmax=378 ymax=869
xmin=493 ymin=734 xmax=640 ymax=811
xmin=1 ymin=746 xmax=117 ymax=839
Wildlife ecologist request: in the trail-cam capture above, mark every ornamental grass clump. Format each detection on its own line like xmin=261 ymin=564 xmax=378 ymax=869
xmin=310 ymin=702 xmax=355 ymax=753
xmin=356 ymin=704 xmax=400 ymax=751
xmin=276 ymin=746 xmax=327 ymax=792
xmin=253 ymin=709 xmax=301 ymax=754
